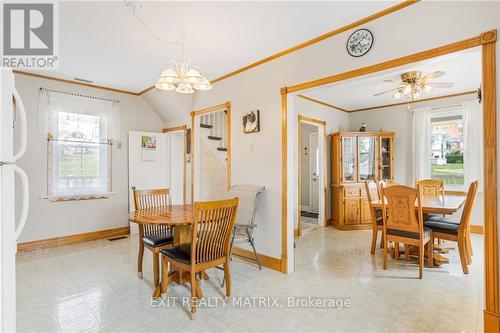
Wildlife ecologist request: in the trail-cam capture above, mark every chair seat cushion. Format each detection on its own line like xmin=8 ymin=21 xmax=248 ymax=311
xmin=160 ymin=243 xmax=191 ymax=264
xmin=387 ymin=227 xmax=432 ymax=239
xmin=142 ymin=234 xmax=173 ymax=248
xmin=424 ymin=220 xmax=459 ymax=235
xmin=426 ymin=216 xmax=459 ymax=225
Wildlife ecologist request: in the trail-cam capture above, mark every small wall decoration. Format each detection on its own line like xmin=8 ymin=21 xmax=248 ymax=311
xmin=141 ymin=135 xmax=157 ymax=161
xmin=346 ymin=28 xmax=374 ymax=57
xmin=243 ymin=110 xmax=260 ymax=134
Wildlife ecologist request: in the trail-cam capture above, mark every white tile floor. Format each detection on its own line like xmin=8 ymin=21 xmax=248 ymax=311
xmin=17 ymin=227 xmax=483 ymax=333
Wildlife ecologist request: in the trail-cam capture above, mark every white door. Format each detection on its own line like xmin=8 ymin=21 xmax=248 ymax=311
xmin=128 ymin=131 xmax=169 ymax=234
xmin=310 ymin=132 xmax=319 ymax=213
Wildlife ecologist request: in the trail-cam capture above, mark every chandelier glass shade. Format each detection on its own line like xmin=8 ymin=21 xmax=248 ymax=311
xmin=155 ymin=61 xmax=212 ymax=93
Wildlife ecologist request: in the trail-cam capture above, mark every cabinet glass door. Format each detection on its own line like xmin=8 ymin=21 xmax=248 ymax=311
xmin=380 ymin=137 xmax=393 ymax=180
xmin=342 ymin=137 xmax=356 ymax=182
xmin=358 ymin=137 xmax=376 ymax=181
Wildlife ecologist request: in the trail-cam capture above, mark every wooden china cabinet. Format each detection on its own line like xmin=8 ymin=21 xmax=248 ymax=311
xmin=331 ymin=131 xmax=395 ymax=230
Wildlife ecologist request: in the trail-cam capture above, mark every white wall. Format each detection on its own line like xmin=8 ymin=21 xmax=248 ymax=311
xmin=15 ymin=74 xmax=164 ymax=242
xmin=142 ymin=1 xmax=500 ymax=262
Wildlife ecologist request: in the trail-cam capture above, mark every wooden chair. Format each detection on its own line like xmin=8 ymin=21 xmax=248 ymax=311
xmin=424 ymin=181 xmax=478 ymax=274
xmin=382 ymin=184 xmax=433 ymax=279
xmin=416 ymin=179 xmax=444 ymax=202
xmin=365 ymin=181 xmax=384 ymax=254
xmin=160 ymin=198 xmax=239 ymax=316
xmin=133 ymin=189 xmax=174 ymax=294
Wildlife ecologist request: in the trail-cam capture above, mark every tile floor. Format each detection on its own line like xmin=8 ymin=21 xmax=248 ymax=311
xmin=301 ymin=216 xmax=320 ymax=233
xmin=17 ymin=227 xmax=483 ymax=333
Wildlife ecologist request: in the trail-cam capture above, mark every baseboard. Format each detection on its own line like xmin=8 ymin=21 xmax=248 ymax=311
xmin=484 ymin=310 xmax=500 ymax=332
xmin=294 ymin=228 xmax=299 ymax=237
xmin=471 ymin=225 xmax=484 ymax=234
xmin=300 ymin=205 xmax=312 ymax=211
xmin=326 ymin=218 xmax=332 ymax=226
xmin=232 ymin=246 xmax=283 ymax=272
xmin=17 ymin=226 xmax=130 ymax=253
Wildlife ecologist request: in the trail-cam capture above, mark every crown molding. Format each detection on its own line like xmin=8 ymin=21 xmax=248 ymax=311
xmin=296 ymin=94 xmax=349 ymax=112
xmin=13 ymin=70 xmax=139 ymax=96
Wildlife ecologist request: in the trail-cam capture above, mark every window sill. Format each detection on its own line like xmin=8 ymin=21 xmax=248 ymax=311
xmin=40 ymin=192 xmax=117 ymax=202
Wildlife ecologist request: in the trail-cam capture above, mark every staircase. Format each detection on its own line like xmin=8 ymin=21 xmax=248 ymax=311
xmin=199 ymin=110 xmax=227 ymax=166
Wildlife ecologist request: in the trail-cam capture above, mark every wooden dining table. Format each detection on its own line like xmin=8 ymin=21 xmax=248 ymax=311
xmin=371 ymin=193 xmax=467 ymax=265
xmin=128 ymin=204 xmax=207 ymax=297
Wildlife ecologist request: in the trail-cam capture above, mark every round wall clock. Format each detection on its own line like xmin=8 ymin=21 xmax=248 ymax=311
xmin=346 ymin=28 xmax=374 ymax=57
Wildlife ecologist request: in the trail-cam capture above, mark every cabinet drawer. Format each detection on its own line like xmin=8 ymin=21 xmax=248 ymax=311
xmin=344 ymin=188 xmax=360 ymax=197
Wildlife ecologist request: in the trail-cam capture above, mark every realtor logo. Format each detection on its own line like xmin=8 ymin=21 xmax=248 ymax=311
xmin=1 ymin=2 xmax=58 ymax=69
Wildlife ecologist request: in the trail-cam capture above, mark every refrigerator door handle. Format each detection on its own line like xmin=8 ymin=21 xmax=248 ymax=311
xmin=12 ymin=88 xmax=27 ymax=161
xmin=13 ymin=165 xmax=29 ymax=240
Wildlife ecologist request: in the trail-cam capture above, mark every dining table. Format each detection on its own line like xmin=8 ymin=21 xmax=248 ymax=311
xmin=370 ymin=193 xmax=467 ymax=266
xmin=128 ymin=204 xmax=208 ymax=297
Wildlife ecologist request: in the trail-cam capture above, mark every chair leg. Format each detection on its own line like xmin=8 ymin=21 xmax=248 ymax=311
xmin=137 ymin=241 xmax=145 ymax=278
xmin=370 ymin=227 xmax=378 ymax=255
xmin=466 ymin=231 xmax=473 ymax=265
xmin=249 ymin=237 xmax=262 ymax=270
xmin=383 ymin=236 xmax=388 ymax=270
xmin=394 ymin=242 xmax=400 ymax=260
xmin=404 ymin=245 xmax=411 ymax=261
xmin=418 ymin=244 xmax=424 ymax=279
xmin=161 ymin=255 xmax=168 ymax=295
xmin=458 ymin=240 xmax=469 ymax=274
xmin=223 ymin=261 xmax=231 ymax=297
xmin=190 ymin=272 xmax=197 ymax=315
xmin=153 ymin=251 xmax=160 ymax=291
xmin=427 ymin=239 xmax=433 ymax=268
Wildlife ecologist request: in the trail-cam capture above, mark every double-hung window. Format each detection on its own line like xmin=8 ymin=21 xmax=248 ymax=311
xmin=430 ymin=109 xmax=464 ymax=186
xmin=39 ymin=89 xmax=119 ymax=200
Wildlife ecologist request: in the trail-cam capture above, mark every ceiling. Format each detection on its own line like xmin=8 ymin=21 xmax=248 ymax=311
xmin=31 ymin=1 xmax=398 ymax=92
xmin=301 ymin=48 xmax=482 ymax=111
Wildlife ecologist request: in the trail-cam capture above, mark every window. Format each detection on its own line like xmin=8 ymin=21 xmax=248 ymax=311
xmin=39 ymin=89 xmax=119 ymax=200
xmin=430 ymin=110 xmax=464 ymax=185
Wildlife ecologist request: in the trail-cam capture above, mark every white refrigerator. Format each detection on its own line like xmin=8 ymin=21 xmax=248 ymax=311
xmin=0 ymin=69 xmax=30 ymax=332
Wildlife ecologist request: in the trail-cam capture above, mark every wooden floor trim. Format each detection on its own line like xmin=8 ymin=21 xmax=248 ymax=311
xmin=17 ymin=227 xmax=130 ymax=253
xmin=232 ymin=247 xmax=283 ymax=272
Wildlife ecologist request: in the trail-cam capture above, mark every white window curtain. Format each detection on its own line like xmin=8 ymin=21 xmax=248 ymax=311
xmin=463 ymin=99 xmax=483 ymax=191
xmin=411 ymin=106 xmax=432 ymax=182
xmin=38 ymin=89 xmax=120 ymax=201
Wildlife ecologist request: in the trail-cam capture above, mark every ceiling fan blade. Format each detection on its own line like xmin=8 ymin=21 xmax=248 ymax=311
xmin=425 ymin=82 xmax=454 ymax=88
xmin=422 ymin=71 xmax=446 ymax=81
xmin=374 ymin=87 xmax=401 ymax=96
xmin=382 ymin=79 xmax=405 ymax=84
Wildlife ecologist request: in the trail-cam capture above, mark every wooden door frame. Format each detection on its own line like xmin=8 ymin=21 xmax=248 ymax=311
xmin=297 ymin=115 xmax=327 ymax=237
xmin=190 ymin=101 xmax=232 ymax=203
xmin=282 ymin=30 xmax=499 ymax=329
xmin=162 ymin=125 xmax=188 ymax=205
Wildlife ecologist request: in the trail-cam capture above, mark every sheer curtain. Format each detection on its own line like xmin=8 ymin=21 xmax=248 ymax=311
xmin=411 ymin=106 xmax=432 ymax=182
xmin=463 ymin=99 xmax=483 ymax=191
xmin=38 ymin=89 xmax=120 ymax=200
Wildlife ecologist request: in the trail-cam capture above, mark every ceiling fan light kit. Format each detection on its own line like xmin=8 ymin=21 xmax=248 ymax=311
xmin=376 ymin=70 xmax=453 ymax=101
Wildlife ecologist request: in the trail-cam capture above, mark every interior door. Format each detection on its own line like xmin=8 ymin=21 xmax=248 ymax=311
xmin=310 ymin=132 xmax=319 ymax=213
xmin=128 ymin=131 xmax=169 ymax=234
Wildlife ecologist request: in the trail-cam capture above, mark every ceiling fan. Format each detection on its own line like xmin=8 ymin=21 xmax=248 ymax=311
xmin=374 ymin=71 xmax=454 ymax=100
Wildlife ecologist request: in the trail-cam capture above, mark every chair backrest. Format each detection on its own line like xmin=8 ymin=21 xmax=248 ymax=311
xmin=382 ymin=184 xmax=424 ymax=236
xmin=133 ymin=188 xmax=171 ymax=210
xmin=133 ymin=189 xmax=173 ymax=236
xmin=459 ymin=181 xmax=479 ymax=233
xmin=377 ymin=180 xmax=388 ymax=197
xmin=365 ymin=180 xmax=381 ymax=227
xmin=191 ymin=198 xmax=239 ymax=265
xmin=416 ymin=179 xmax=444 ymax=198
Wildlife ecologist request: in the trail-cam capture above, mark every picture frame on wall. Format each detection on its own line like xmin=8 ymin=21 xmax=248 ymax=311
xmin=243 ymin=110 xmax=260 ymax=133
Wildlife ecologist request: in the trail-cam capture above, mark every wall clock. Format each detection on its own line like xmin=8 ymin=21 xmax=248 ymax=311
xmin=346 ymin=29 xmax=374 ymax=57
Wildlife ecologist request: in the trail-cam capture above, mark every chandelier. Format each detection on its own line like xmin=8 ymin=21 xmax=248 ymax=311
xmin=155 ymin=60 xmax=212 ymax=94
